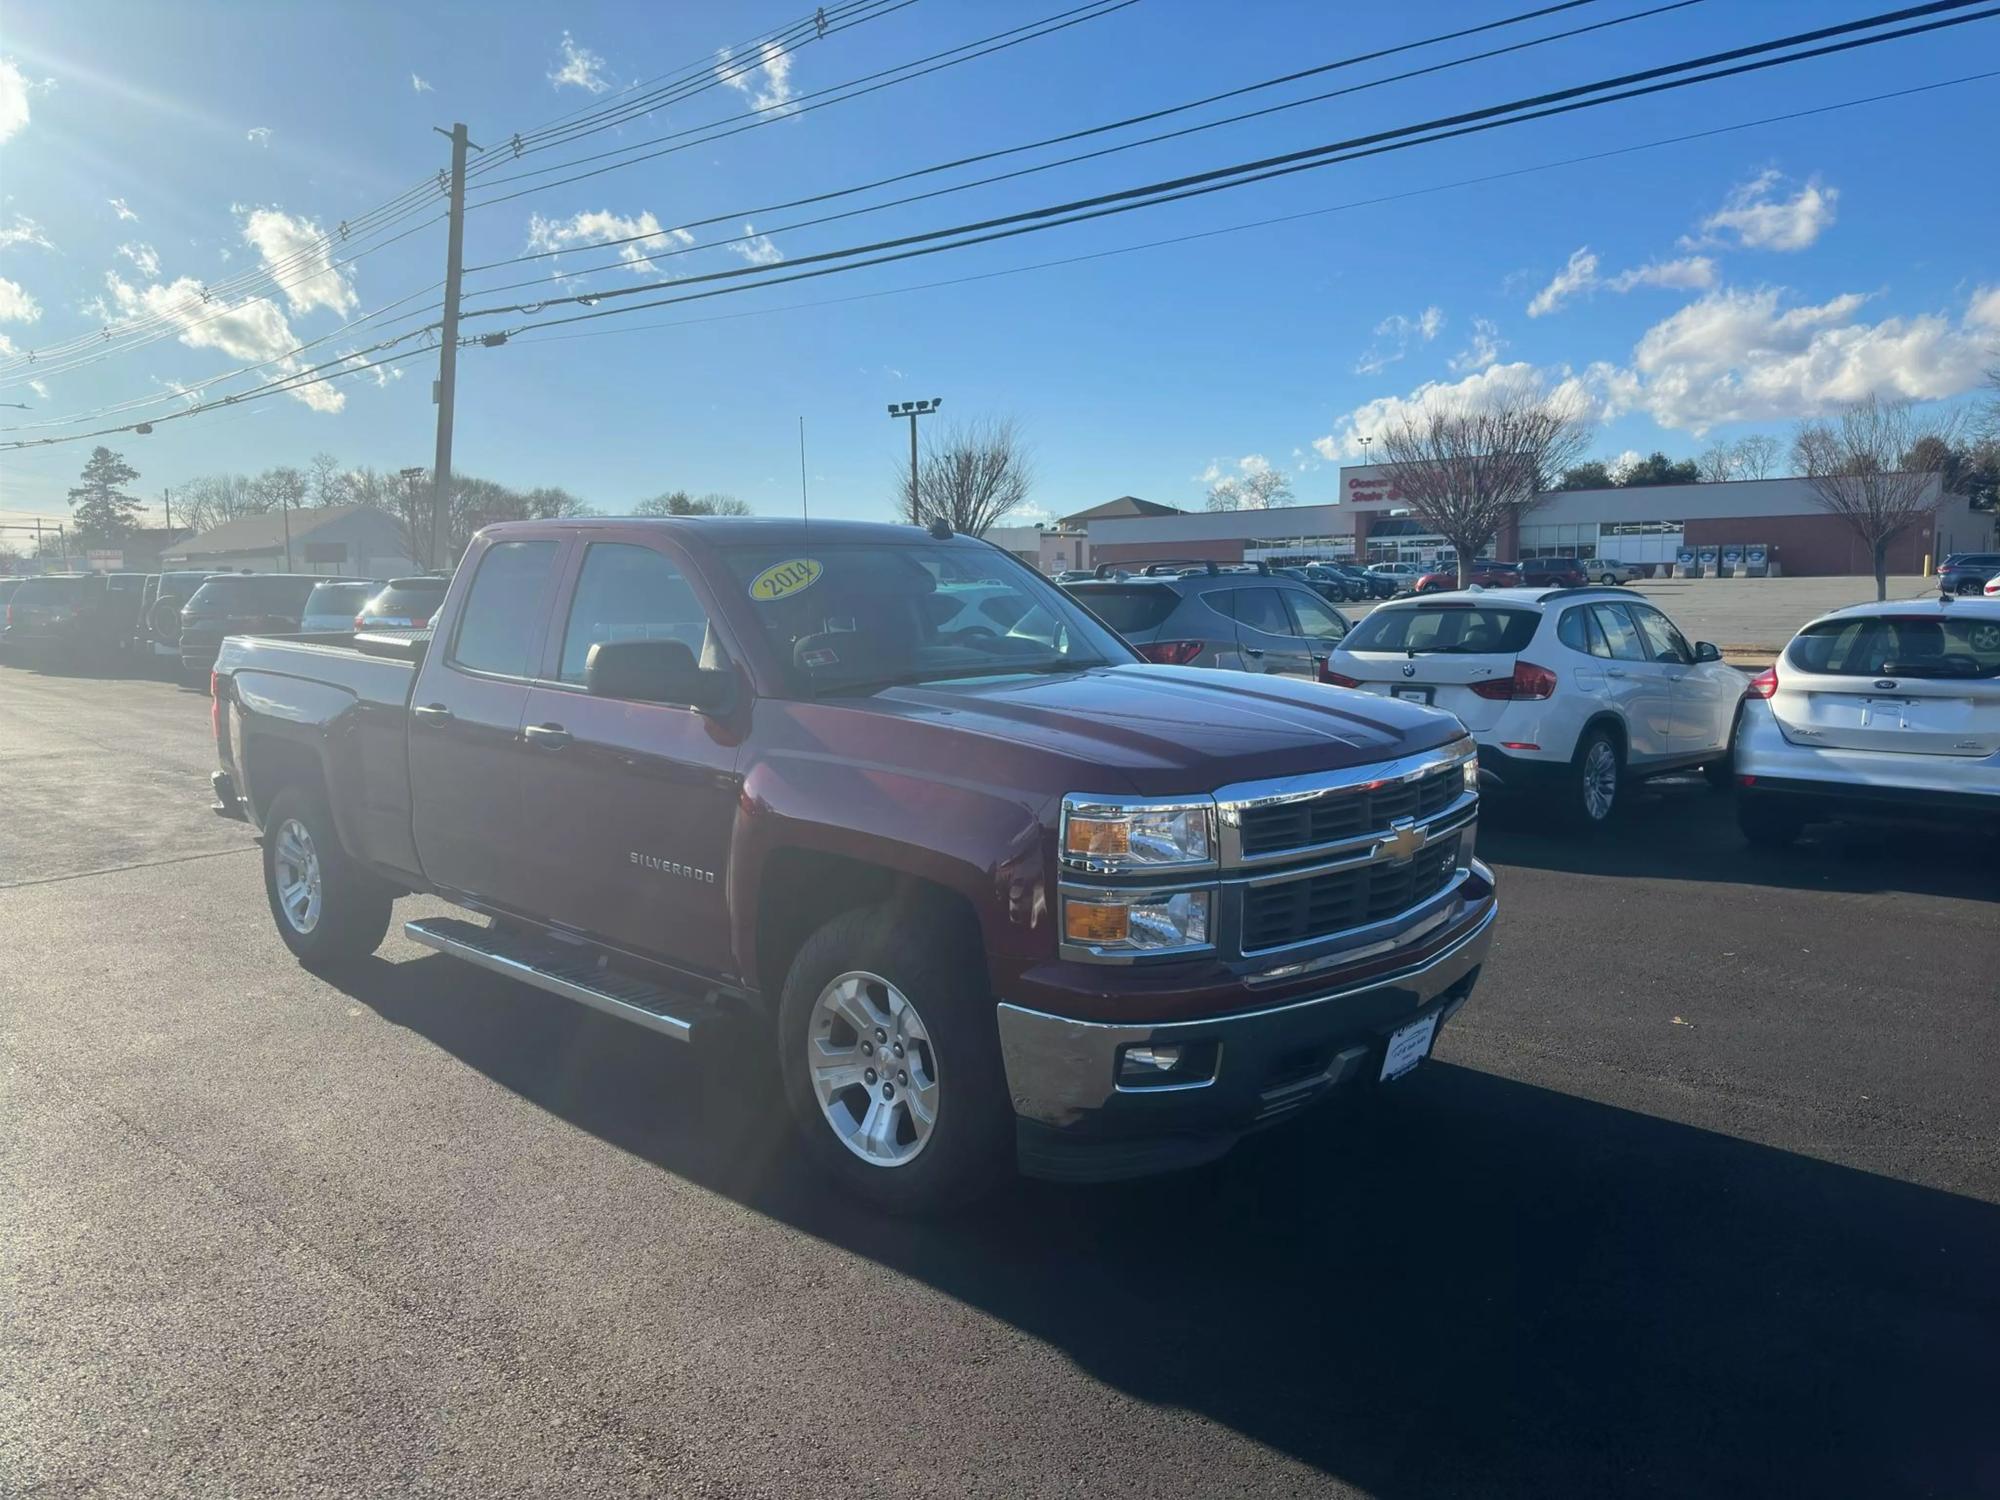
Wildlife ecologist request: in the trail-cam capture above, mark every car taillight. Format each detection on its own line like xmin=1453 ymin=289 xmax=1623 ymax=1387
xmin=1745 ymin=665 xmax=1778 ymax=699
xmin=354 ymin=613 xmax=366 ymax=629
xmin=1470 ymin=659 xmax=1558 ymax=700
xmin=1136 ymin=640 xmax=1205 ymax=665
xmin=1318 ymin=661 xmax=1361 ymax=688
xmin=409 ymin=614 xmax=430 ymax=628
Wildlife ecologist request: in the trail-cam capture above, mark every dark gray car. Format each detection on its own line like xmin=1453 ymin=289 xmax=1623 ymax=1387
xmin=1061 ymin=561 xmax=1350 ymax=678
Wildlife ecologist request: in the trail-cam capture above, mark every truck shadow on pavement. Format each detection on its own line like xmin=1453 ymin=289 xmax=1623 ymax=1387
xmin=1480 ymin=779 xmax=2000 ymax=901
xmin=331 ymin=952 xmax=1999 ymax=1500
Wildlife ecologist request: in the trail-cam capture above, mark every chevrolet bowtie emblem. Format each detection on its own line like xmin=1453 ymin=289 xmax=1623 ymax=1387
xmin=1380 ymin=818 xmax=1424 ymax=863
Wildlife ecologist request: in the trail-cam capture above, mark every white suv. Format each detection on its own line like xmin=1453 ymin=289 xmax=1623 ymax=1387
xmin=1734 ymin=598 xmax=2000 ymax=846
xmin=1322 ymin=587 xmax=1744 ymax=829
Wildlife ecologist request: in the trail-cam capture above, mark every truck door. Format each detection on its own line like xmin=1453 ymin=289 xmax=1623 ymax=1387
xmin=514 ymin=537 xmax=745 ymax=981
xmin=408 ymin=536 xmax=566 ymax=912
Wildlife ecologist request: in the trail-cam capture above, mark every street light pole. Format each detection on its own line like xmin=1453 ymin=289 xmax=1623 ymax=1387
xmin=885 ymin=397 xmax=942 ymax=520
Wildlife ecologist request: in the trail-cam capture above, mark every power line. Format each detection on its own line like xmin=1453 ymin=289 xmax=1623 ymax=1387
xmin=461 ymin=0 xmax=1703 ymax=297
xmin=467 ymin=0 xmax=1617 ymax=272
xmin=493 ymin=72 xmax=1997 ymax=351
xmin=461 ymin=0 xmax=1143 ymax=211
xmin=455 ymin=0 xmax=2000 ymax=334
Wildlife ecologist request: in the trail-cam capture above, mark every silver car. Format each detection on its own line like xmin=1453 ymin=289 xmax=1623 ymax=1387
xmin=299 ymin=579 xmax=385 ymax=633
xmin=1062 ymin=561 xmax=1350 ymax=677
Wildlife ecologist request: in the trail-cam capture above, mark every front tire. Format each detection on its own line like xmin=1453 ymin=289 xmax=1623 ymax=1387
xmin=262 ymin=786 xmax=393 ymax=966
xmin=1554 ymin=728 xmax=1623 ymax=831
xmin=778 ymin=903 xmax=1012 ymax=1215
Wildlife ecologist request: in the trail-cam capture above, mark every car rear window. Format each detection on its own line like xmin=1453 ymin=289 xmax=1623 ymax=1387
xmin=186 ymin=575 xmax=319 ymax=612
xmin=1062 ymin=584 xmax=1180 ymax=634
xmin=11 ymin=577 xmax=86 ymax=603
xmin=1785 ymin=616 xmax=2000 ymax=679
xmin=366 ymin=579 xmax=449 ymax=615
xmin=304 ymin=582 xmax=379 ymax=615
xmin=1342 ymin=604 xmax=1541 ymax=655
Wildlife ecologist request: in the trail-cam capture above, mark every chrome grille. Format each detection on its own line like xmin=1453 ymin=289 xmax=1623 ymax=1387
xmin=1241 ymin=836 xmax=1462 ymax=953
xmin=1237 ymin=763 xmax=1460 ymax=860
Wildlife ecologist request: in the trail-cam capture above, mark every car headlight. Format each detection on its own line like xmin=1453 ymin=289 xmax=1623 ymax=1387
xmin=1060 ymin=796 xmax=1216 ymax=874
xmin=1463 ymin=748 xmax=1479 ymax=794
xmin=1062 ymin=889 xmax=1211 ymax=956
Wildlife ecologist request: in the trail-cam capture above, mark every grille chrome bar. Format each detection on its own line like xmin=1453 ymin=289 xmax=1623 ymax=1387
xmin=1215 ymin=740 xmax=1476 ymax=869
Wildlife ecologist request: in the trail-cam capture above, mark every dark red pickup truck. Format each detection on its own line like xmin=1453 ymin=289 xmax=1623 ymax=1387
xmin=210 ymin=517 xmax=1496 ymax=1211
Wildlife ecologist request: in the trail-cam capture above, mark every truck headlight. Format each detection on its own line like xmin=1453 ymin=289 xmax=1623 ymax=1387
xmin=1062 ymin=889 xmax=1211 ymax=956
xmin=1060 ymin=796 xmax=1216 ymax=874
xmin=1463 ymin=748 xmax=1479 ymax=794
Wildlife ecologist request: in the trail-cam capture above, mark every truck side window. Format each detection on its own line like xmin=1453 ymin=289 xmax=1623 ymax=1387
xmin=449 ymin=540 xmax=560 ymax=679
xmin=559 ymin=543 xmax=718 ymax=687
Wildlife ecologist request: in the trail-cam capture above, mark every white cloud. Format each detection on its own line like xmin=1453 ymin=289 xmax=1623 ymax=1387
xmin=1530 ymin=247 xmax=1720 ymax=316
xmin=716 ymin=40 xmax=797 ymax=115
xmin=28 ymin=377 xmax=49 ymax=398
xmin=1689 ymin=170 xmax=1836 ymax=252
xmin=108 ymin=197 xmax=139 ymax=223
xmin=246 ymin=126 xmax=272 ymax=147
xmin=0 ymin=275 xmax=41 ymax=322
xmin=1527 ymin=247 xmax=1599 ymax=318
xmin=0 ymin=58 xmax=51 ymax=145
xmin=0 ymin=215 xmax=54 ymax=252
xmin=411 ymin=73 xmax=433 ymax=93
xmin=526 ymin=208 xmax=690 ymax=275
xmin=1315 ymin=362 xmax=1571 ymax=461
xmin=1605 ymin=256 xmax=1717 ymax=293
xmin=241 ymin=208 xmax=356 ymax=315
xmin=1615 ymin=285 xmax=1994 ymax=433
xmin=1448 ymin=316 xmax=1505 ymax=374
xmin=1354 ymin=305 xmax=1444 ymax=374
xmin=729 ymin=224 xmax=783 ymax=266
xmin=0 ymin=332 xmax=16 ymax=357
xmin=103 ymin=271 xmax=345 ymax=413
xmin=550 ymin=32 xmax=611 ymax=93
xmin=116 ymin=242 xmax=161 ymax=279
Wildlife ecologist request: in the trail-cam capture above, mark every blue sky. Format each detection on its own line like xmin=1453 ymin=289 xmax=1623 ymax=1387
xmin=1 ymin=0 xmax=1995 ymax=534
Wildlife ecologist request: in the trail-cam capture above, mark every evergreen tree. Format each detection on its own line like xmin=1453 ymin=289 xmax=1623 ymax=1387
xmin=67 ymin=446 xmax=145 ymax=540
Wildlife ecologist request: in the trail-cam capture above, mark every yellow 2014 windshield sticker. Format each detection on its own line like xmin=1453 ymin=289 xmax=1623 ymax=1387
xmin=747 ymin=557 xmax=823 ymax=602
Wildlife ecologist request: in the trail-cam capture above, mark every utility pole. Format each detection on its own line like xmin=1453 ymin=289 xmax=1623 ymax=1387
xmin=280 ymin=488 xmax=294 ymax=571
xmin=885 ymin=397 xmax=942 ymax=521
xmin=429 ymin=122 xmax=473 ymax=572
xmin=162 ymin=486 xmax=171 ymax=533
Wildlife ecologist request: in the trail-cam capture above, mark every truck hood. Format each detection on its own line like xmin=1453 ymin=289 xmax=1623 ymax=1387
xmin=811 ymin=663 xmax=1465 ymax=797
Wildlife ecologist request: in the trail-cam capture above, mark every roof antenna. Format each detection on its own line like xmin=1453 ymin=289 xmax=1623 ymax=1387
xmin=797 ymin=415 xmax=809 ymax=533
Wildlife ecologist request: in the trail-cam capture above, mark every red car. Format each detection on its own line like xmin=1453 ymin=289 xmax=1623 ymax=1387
xmin=1414 ymin=562 xmax=1523 ymax=592
xmin=1519 ymin=558 xmax=1588 ymax=588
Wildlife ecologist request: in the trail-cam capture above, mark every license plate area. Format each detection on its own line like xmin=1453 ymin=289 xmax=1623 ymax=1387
xmin=1380 ymin=1013 xmax=1438 ymax=1082
xmin=1392 ymin=686 xmax=1433 ymax=705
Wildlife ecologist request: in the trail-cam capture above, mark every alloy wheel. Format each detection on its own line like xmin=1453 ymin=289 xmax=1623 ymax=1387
xmin=806 ymin=971 xmax=940 ymax=1168
xmin=272 ymin=818 xmax=323 ymax=934
xmin=1582 ymin=740 xmax=1618 ymax=822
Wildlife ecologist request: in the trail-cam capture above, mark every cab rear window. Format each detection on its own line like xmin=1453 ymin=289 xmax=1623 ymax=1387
xmin=1342 ymin=604 xmax=1540 ymax=655
xmin=1062 ymin=584 xmax=1180 ymax=634
xmin=1785 ymin=616 xmax=2000 ymax=679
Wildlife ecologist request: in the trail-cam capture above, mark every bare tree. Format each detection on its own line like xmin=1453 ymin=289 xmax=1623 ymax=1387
xmin=1205 ymin=466 xmax=1294 ymax=511
xmin=1732 ymin=432 xmax=1781 ymax=479
xmin=633 ymin=490 xmax=752 ymax=516
xmin=1372 ymin=382 xmax=1591 ymax=586
xmin=896 ymin=417 xmax=1033 ymax=536
xmin=306 ymin=451 xmax=354 ymax=508
xmin=1696 ymin=442 xmax=1737 ymax=484
xmin=1792 ymin=395 xmax=1962 ymax=600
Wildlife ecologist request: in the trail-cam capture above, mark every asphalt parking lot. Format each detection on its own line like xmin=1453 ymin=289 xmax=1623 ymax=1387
xmin=3 ymin=661 xmax=1997 ymax=1499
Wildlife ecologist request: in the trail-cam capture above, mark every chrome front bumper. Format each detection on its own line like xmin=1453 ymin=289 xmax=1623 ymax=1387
xmin=996 ymin=895 xmax=1496 ymax=1181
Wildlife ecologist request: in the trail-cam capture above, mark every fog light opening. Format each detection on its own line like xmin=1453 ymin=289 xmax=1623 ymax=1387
xmin=1116 ymin=1039 xmax=1220 ymax=1091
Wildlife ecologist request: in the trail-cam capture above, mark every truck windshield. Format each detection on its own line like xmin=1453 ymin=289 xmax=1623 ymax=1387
xmin=720 ymin=540 xmax=1130 ymax=695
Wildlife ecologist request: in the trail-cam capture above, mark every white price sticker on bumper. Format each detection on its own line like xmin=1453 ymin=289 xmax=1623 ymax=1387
xmin=1380 ymin=1014 xmax=1438 ymax=1082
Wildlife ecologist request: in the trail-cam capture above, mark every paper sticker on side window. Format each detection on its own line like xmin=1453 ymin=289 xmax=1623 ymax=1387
xmin=748 ymin=558 xmax=823 ymax=602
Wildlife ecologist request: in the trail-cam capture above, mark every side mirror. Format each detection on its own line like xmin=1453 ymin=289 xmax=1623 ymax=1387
xmin=1693 ymin=641 xmax=1721 ymax=663
xmin=586 ymin=638 xmax=731 ymax=710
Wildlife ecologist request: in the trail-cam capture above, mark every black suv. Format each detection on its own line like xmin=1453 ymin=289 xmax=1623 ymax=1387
xmin=5 ymin=574 xmax=126 ymax=665
xmin=179 ymin=574 xmax=363 ymax=677
xmin=1061 ymin=560 xmax=1350 ymax=677
xmin=1938 ymin=553 xmax=2000 ymax=596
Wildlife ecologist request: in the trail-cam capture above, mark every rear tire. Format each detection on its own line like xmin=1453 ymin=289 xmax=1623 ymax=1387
xmin=1738 ymin=794 xmax=1805 ymax=849
xmin=778 ymin=902 xmax=1013 ymax=1215
xmin=262 ymin=785 xmax=394 ymax=966
xmin=1553 ymin=728 xmax=1622 ymax=831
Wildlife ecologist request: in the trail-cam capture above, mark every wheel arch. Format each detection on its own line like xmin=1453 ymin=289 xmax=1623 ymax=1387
xmin=1577 ymin=711 xmax=1628 ymax=762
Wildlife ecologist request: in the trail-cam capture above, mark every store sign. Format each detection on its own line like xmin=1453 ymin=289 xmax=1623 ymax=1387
xmin=86 ymin=549 xmax=123 ymax=570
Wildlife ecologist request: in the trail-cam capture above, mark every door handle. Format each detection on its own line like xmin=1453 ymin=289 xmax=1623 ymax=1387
xmin=1605 ymin=668 xmax=1627 ymax=678
xmin=412 ymin=703 xmax=454 ymax=721
xmin=523 ymin=723 xmax=573 ymax=748
xmin=1243 ymin=647 xmax=1265 ymax=658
